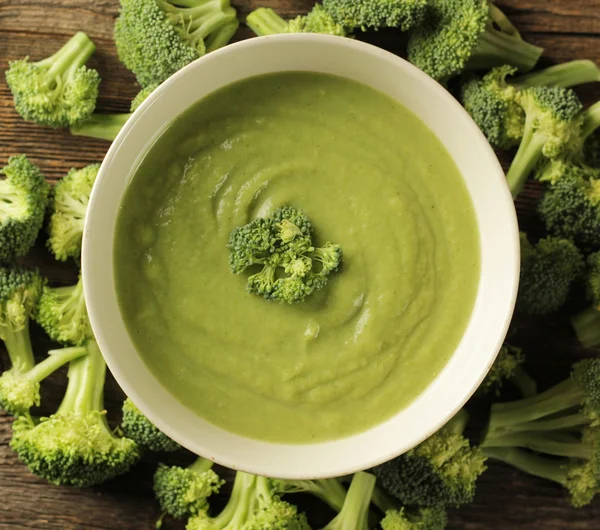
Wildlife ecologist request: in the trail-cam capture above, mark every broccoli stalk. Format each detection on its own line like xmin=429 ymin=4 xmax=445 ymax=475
xmin=11 ymin=339 xmax=140 ymax=487
xmin=322 ymin=472 xmax=375 ymax=530
xmin=571 ymin=252 xmax=600 ymax=349
xmin=246 ymin=5 xmax=346 ymax=36
xmin=269 ymin=477 xmax=347 ymax=511
xmin=5 ymin=32 xmax=100 ymax=128
xmin=122 ymin=397 xmax=180 ymax=452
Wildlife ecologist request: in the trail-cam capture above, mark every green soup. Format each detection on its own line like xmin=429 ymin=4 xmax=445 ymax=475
xmin=114 ymin=72 xmax=480 ymax=444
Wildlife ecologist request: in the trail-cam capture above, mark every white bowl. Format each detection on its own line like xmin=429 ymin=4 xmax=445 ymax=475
xmin=83 ymin=34 xmax=519 ymax=479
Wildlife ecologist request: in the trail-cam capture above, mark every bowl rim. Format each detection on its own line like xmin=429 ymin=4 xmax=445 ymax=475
xmin=82 ymin=33 xmax=519 ymax=479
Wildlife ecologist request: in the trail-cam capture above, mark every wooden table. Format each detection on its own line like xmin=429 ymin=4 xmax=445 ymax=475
xmin=1 ymin=1 xmax=600 ymax=528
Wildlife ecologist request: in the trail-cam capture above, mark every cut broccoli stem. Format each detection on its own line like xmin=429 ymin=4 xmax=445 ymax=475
xmin=483 ymin=431 xmax=593 ymax=459
xmin=512 ymin=60 xmax=600 ymax=91
xmin=467 ymin=28 xmax=543 ymax=73
xmin=2 ymin=323 xmax=35 ymax=372
xmin=571 ymin=307 xmax=600 ymax=349
xmin=188 ymin=456 xmax=214 ymax=474
xmin=0 ymin=180 xmax=27 ymax=216
xmin=581 ymin=100 xmax=600 ymax=141
xmin=323 ymin=472 xmax=375 ymax=529
xmin=512 ymin=365 xmax=538 ymax=398
xmin=206 ymin=20 xmax=240 ymax=51
xmin=247 ymin=8 xmax=288 ymax=36
xmin=488 ymin=3 xmax=520 ymax=37
xmin=371 ymin=485 xmax=399 ymax=514
xmin=70 ymin=113 xmax=130 ymax=142
xmin=22 ymin=346 xmax=87 ymax=386
xmin=488 ymin=411 xmax=589 ymax=434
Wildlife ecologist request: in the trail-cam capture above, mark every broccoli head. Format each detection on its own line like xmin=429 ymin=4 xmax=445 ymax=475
xmin=380 ymin=506 xmax=448 ymax=530
xmin=114 ymin=0 xmax=239 ymax=88
xmin=517 ymin=232 xmax=584 ymax=315
xmin=0 ymin=155 xmax=49 ymax=263
xmin=47 ymin=163 xmax=99 ymax=261
xmin=5 ymin=32 xmax=100 ymax=128
xmin=407 ymin=0 xmax=543 ymax=84
xmin=247 ymin=5 xmax=346 ymax=37
xmin=121 ymin=397 xmax=180 ymax=452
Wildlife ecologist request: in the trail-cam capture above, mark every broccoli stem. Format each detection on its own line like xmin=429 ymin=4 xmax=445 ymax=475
xmin=214 ymin=472 xmax=257 ymax=527
xmin=371 ymin=485 xmax=400 ymax=513
xmin=484 ymin=446 xmax=571 ymax=486
xmin=23 ymin=346 xmax=87 ymax=384
xmin=188 ymin=455 xmax=214 ymax=474
xmin=487 ymin=411 xmax=588 ymax=434
xmin=445 ymin=408 xmax=470 ymax=434
xmin=571 ymin=307 xmax=600 ymax=349
xmin=581 ymin=100 xmax=600 ymax=141
xmin=246 ymin=8 xmax=289 ymax=36
xmin=324 ymin=472 xmax=375 ymax=529
xmin=482 ymin=431 xmax=592 ymax=459
xmin=512 ymin=60 xmax=600 ymax=90
xmin=36 ymin=32 xmax=96 ymax=84
xmin=0 ymin=180 xmax=26 ymax=216
xmin=205 ymin=20 xmax=240 ymax=52
xmin=2 ymin=323 xmax=35 ymax=372
xmin=468 ymin=27 xmax=543 ymax=74
xmin=487 ymin=3 xmax=520 ymax=38
xmin=70 ymin=113 xmax=130 ymax=142
xmin=512 ymin=365 xmax=538 ymax=398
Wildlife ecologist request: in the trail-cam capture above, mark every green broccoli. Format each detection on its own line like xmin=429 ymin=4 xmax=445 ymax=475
xmin=477 ymin=344 xmax=537 ymax=398
xmin=407 ymin=0 xmax=543 ymax=84
xmin=380 ymin=506 xmax=448 ymax=530
xmin=47 ymin=163 xmax=99 ymax=261
xmin=228 ymin=206 xmax=342 ymax=303
xmin=186 ymin=471 xmax=310 ymax=530
xmin=372 ymin=409 xmax=487 ymax=508
xmin=70 ymin=83 xmax=159 ymax=142
xmin=482 ymin=358 xmax=600 ymax=507
xmin=35 ymin=274 xmax=92 ymax=346
xmin=321 ymin=0 xmax=427 ymax=32
xmin=114 ymin=0 xmax=239 ymax=88
xmin=321 ymin=472 xmax=375 ymax=530
xmin=5 ymin=32 xmax=100 ymax=128
xmin=11 ymin=339 xmax=140 ymax=487
xmin=0 ymin=155 xmax=49 ymax=263
xmin=121 ymin=397 xmax=180 ymax=452
xmin=154 ymin=457 xmax=224 ymax=521
xmin=461 ymin=60 xmax=600 ymax=149
xmin=269 ymin=477 xmax=347 ymax=511
xmin=571 ymin=252 xmax=600 ymax=349
xmin=246 ymin=5 xmax=346 ymax=37
xmin=506 ymin=87 xmax=584 ymax=197
xmin=517 ymin=232 xmax=584 ymax=315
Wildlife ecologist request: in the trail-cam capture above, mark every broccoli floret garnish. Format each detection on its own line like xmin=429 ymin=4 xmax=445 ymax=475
xmin=247 ymin=5 xmax=346 ymax=37
xmin=321 ymin=472 xmax=374 ymax=530
xmin=373 ymin=409 xmax=487 ymax=508
xmin=476 ymin=344 xmax=537 ymax=398
xmin=380 ymin=506 xmax=448 ymax=530
xmin=506 ymin=87 xmax=584 ymax=197
xmin=482 ymin=358 xmax=600 ymax=507
xmin=154 ymin=457 xmax=224 ymax=521
xmin=11 ymin=339 xmax=140 ymax=487
xmin=47 ymin=163 xmax=99 ymax=261
xmin=227 ymin=206 xmax=342 ymax=303
xmin=186 ymin=471 xmax=310 ymax=530
xmin=461 ymin=61 xmax=600 ymax=149
xmin=322 ymin=0 xmax=427 ymax=32
xmin=114 ymin=0 xmax=239 ymax=88
xmin=0 ymin=155 xmax=49 ymax=263
xmin=571 ymin=252 xmax=600 ymax=349
xmin=35 ymin=275 xmax=92 ymax=346
xmin=407 ymin=0 xmax=543 ymax=84
xmin=517 ymin=232 xmax=584 ymax=315
xmin=121 ymin=397 xmax=180 ymax=452
xmin=269 ymin=477 xmax=347 ymax=511
xmin=70 ymin=83 xmax=159 ymax=142
xmin=5 ymin=32 xmax=100 ymax=128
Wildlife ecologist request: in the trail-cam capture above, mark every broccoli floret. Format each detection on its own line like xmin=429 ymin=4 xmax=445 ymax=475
xmin=227 ymin=206 xmax=342 ymax=303
xmin=482 ymin=358 xmax=600 ymax=506
xmin=154 ymin=457 xmax=224 ymax=521
xmin=584 ymin=131 xmax=600 ymax=169
xmin=571 ymin=252 xmax=600 ymax=349
xmin=321 ymin=472 xmax=375 ymax=530
xmin=269 ymin=477 xmax=347 ymax=511
xmin=186 ymin=471 xmax=309 ymax=530
xmin=506 ymin=87 xmax=584 ymax=197
xmin=121 ymin=397 xmax=180 ymax=452
xmin=322 ymin=0 xmax=427 ymax=32
xmin=10 ymin=339 xmax=140 ymax=486
xmin=517 ymin=232 xmax=584 ymax=315
xmin=247 ymin=5 xmax=346 ymax=37
xmin=0 ymin=345 xmax=86 ymax=416
xmin=461 ymin=61 xmax=600 ymax=149
xmin=114 ymin=0 xmax=239 ymax=88
xmin=5 ymin=32 xmax=100 ymax=128
xmin=407 ymin=0 xmax=542 ymax=84
xmin=380 ymin=506 xmax=448 ymax=530
xmin=476 ymin=344 xmax=537 ymax=398
xmin=373 ymin=409 xmax=486 ymax=507
xmin=47 ymin=163 xmax=99 ymax=261
xmin=70 ymin=83 xmax=159 ymax=142
xmin=0 ymin=155 xmax=49 ymax=263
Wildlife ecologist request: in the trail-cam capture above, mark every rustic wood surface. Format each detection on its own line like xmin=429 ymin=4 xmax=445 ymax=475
xmin=1 ymin=0 xmax=600 ymax=528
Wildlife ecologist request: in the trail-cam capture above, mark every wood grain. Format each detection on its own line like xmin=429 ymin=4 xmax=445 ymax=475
xmin=1 ymin=1 xmax=600 ymax=528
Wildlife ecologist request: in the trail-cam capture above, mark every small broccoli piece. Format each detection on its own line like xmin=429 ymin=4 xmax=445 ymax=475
xmin=247 ymin=5 xmax=346 ymax=37
xmin=11 ymin=339 xmax=140 ymax=486
xmin=506 ymin=87 xmax=584 ymax=197
xmin=461 ymin=61 xmax=600 ymax=149
xmin=121 ymin=397 xmax=180 ymax=452
xmin=227 ymin=206 xmax=342 ymax=303
xmin=154 ymin=457 xmax=224 ymax=520
xmin=517 ymin=232 xmax=584 ymax=315
xmin=47 ymin=163 xmax=99 ymax=261
xmin=5 ymin=32 xmax=100 ymax=128
xmin=321 ymin=472 xmax=374 ymax=530
xmin=380 ymin=506 xmax=448 ymax=530
xmin=70 ymin=83 xmax=159 ymax=142
xmin=322 ymin=0 xmax=427 ymax=32
xmin=477 ymin=344 xmax=537 ymax=398
xmin=373 ymin=409 xmax=486 ymax=508
xmin=269 ymin=477 xmax=347 ymax=511
xmin=571 ymin=252 xmax=600 ymax=349
xmin=0 ymin=155 xmax=49 ymax=263
xmin=0 ymin=346 xmax=86 ymax=416
xmin=407 ymin=0 xmax=543 ymax=84
xmin=114 ymin=0 xmax=239 ymax=88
